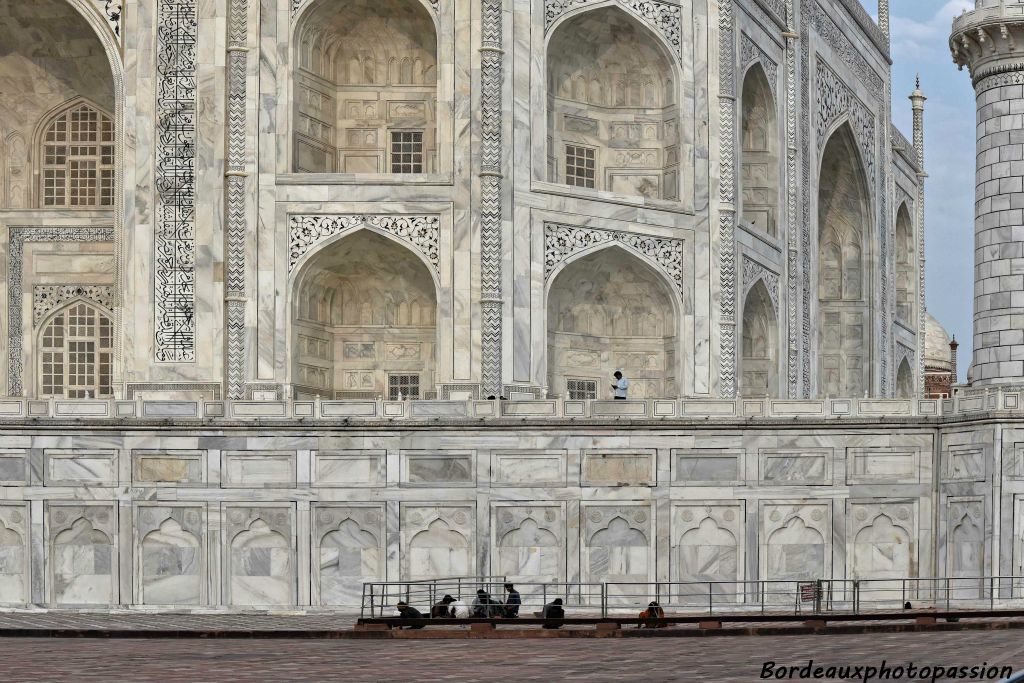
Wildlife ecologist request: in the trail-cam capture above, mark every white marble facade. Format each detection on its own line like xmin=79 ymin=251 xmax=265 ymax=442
xmin=0 ymin=0 xmax=967 ymax=612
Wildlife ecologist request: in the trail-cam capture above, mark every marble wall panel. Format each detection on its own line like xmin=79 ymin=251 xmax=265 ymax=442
xmin=0 ymin=504 xmax=29 ymax=604
xmin=47 ymin=503 xmax=116 ymax=605
xmin=44 ymin=449 xmax=117 ymax=486
xmin=491 ymin=503 xmax=565 ymax=587
xmin=222 ymin=451 xmax=297 ymax=488
xmin=401 ymin=505 xmax=474 ymax=580
xmin=672 ymin=502 xmax=743 ymax=603
xmin=946 ymin=498 xmax=984 ymax=581
xmin=223 ymin=505 xmax=296 ymax=607
xmin=400 ymin=450 xmax=475 ymax=486
xmin=131 ymin=450 xmax=206 ymax=487
xmin=581 ymin=450 xmax=656 ymax=487
xmin=581 ymin=503 xmax=653 ymax=602
xmin=134 ymin=504 xmax=205 ymax=606
xmin=846 ymin=500 xmax=917 ymax=603
xmin=313 ymin=505 xmax=385 ymax=606
xmin=490 ymin=450 xmax=567 ymax=487
xmin=313 ymin=450 xmax=386 ymax=487
xmin=758 ymin=449 xmax=832 ymax=485
xmin=671 ymin=449 xmax=745 ymax=486
xmin=759 ymin=501 xmax=831 ymax=589
xmin=846 ymin=447 xmax=920 ymax=485
xmin=944 ymin=446 xmax=986 ymax=483
xmin=0 ymin=450 xmax=29 ymax=485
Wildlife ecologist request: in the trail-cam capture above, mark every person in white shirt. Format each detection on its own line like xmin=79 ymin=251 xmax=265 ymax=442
xmin=611 ymin=370 xmax=629 ymax=399
xmin=449 ymin=596 xmax=470 ymax=618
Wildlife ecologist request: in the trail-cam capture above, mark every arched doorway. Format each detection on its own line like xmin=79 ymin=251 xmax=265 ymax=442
xmin=896 ymin=358 xmax=913 ymax=398
xmin=547 ymin=246 xmax=677 ymax=399
xmin=740 ymin=280 xmax=778 ymax=397
xmin=291 ymin=230 xmax=438 ymax=400
xmin=818 ymin=124 xmax=871 ymax=397
xmin=293 ymin=0 xmax=438 ymax=174
xmin=740 ymin=64 xmax=778 ymax=236
xmin=546 ymin=6 xmax=678 ymax=200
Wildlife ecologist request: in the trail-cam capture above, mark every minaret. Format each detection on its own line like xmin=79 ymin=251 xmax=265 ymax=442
xmin=951 ymin=2 xmax=1024 ymax=385
xmin=911 ymin=77 xmax=927 ymax=394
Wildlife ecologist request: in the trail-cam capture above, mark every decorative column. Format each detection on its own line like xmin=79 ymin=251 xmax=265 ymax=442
xmin=718 ymin=0 xmax=737 ymax=397
xmin=877 ymin=0 xmax=889 ymax=42
xmin=910 ymin=77 xmax=927 ymax=394
xmin=783 ymin=4 xmax=799 ymax=397
xmin=479 ymin=0 xmax=504 ymax=398
xmin=224 ymin=0 xmax=249 ymax=399
xmin=950 ymin=4 xmax=1024 ymax=385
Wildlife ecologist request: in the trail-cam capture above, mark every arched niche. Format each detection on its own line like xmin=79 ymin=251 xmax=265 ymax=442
xmin=51 ymin=518 xmax=112 ymax=605
xmin=818 ymin=123 xmax=871 ymax=398
xmin=291 ymin=229 xmax=438 ymax=400
xmin=740 ymin=64 xmax=779 ymax=236
xmin=896 ymin=358 xmax=913 ymax=399
xmin=140 ymin=518 xmax=201 ymax=606
xmin=546 ymin=246 xmax=678 ymax=399
xmin=229 ymin=519 xmax=294 ymax=607
xmin=408 ymin=519 xmax=469 ymax=580
xmin=740 ymin=280 xmax=778 ymax=398
xmin=678 ymin=517 xmax=738 ymax=584
xmin=895 ymin=203 xmax=915 ymax=325
xmin=292 ymin=0 xmax=438 ymax=174
xmin=0 ymin=0 xmax=117 ymax=209
xmin=318 ymin=519 xmax=380 ymax=606
xmin=765 ymin=517 xmax=824 ymax=583
xmin=546 ymin=6 xmax=679 ymax=200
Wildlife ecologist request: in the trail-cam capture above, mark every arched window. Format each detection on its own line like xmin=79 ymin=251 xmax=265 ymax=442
xmin=39 ymin=101 xmax=114 ymax=208
xmin=741 ymin=281 xmax=778 ymax=398
xmin=39 ymin=302 xmax=113 ymax=398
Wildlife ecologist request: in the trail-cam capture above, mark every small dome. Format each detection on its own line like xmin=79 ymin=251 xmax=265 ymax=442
xmin=924 ymin=312 xmax=953 ymax=371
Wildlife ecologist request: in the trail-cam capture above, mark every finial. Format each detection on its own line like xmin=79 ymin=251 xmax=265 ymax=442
xmin=915 ymin=73 xmax=920 ymax=89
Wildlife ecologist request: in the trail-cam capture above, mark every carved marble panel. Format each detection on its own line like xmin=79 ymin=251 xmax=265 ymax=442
xmin=401 ymin=505 xmax=474 ymax=580
xmin=289 ymin=215 xmax=440 ymax=275
xmin=846 ymin=448 xmax=920 ymax=485
xmin=492 ymin=504 xmax=565 ymax=585
xmin=672 ymin=503 xmax=743 ymax=599
xmin=758 ymin=449 xmax=832 ymax=486
xmin=224 ymin=505 xmax=296 ymax=607
xmin=0 ymin=505 xmax=29 ymax=604
xmin=581 ymin=504 xmax=653 ymax=597
xmin=222 ymin=451 xmax=297 ymax=488
xmin=313 ymin=505 xmax=384 ymax=606
xmin=946 ymin=499 xmax=984 ymax=581
xmin=0 ymin=450 xmax=29 ymax=486
xmin=33 ymin=285 xmax=115 ymax=327
xmin=44 ymin=449 xmax=117 ymax=486
xmin=135 ymin=505 xmax=205 ymax=605
xmin=132 ymin=450 xmax=206 ymax=486
xmin=47 ymin=504 xmax=116 ymax=605
xmin=847 ymin=501 xmax=916 ymax=598
xmin=759 ymin=502 xmax=830 ymax=587
xmin=944 ymin=446 xmax=986 ymax=483
xmin=671 ymin=449 xmax=745 ymax=486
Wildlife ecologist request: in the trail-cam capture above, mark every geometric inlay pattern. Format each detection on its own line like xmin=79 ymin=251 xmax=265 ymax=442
xmin=154 ymin=0 xmax=198 ymax=363
xmin=544 ymin=0 xmax=683 ymax=63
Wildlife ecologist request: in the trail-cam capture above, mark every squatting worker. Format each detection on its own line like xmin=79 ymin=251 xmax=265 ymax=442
xmin=611 ymin=370 xmax=629 ymax=399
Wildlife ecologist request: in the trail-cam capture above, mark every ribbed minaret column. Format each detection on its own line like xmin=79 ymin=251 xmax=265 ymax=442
xmin=951 ymin=2 xmax=1024 ymax=385
xmin=878 ymin=0 xmax=889 ymax=41
xmin=910 ymin=78 xmax=927 ymax=394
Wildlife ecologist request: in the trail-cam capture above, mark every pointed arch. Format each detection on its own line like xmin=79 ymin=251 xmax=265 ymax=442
xmin=289 ymin=228 xmax=439 ymax=399
xmin=817 ymin=122 xmax=872 ymax=398
xmin=546 ymin=4 xmax=680 ymax=199
xmin=292 ymin=0 xmax=438 ymax=173
xmin=740 ymin=62 xmax=779 ymax=236
xmin=546 ymin=244 xmax=679 ymax=399
xmin=741 ymin=279 xmax=778 ymax=398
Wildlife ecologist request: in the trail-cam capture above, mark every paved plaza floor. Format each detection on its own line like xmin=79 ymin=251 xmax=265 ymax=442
xmin=0 ymin=629 xmax=1019 ymax=682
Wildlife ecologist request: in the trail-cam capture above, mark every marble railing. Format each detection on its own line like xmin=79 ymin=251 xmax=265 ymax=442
xmin=0 ymin=389 xmax=1013 ymax=422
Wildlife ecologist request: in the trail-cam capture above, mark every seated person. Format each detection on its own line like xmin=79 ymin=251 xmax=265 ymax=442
xmin=638 ymin=601 xmax=667 ymax=628
xmin=541 ymin=598 xmax=565 ymax=629
xmin=431 ymin=594 xmax=456 ymax=618
xmin=471 ymin=589 xmax=502 ymax=618
xmin=395 ymin=601 xmax=425 ymax=629
xmin=503 ymin=583 xmax=521 ymax=618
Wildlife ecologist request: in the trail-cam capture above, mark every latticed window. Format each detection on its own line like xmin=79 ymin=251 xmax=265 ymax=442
xmin=388 ymin=374 xmax=421 ymax=400
xmin=40 ymin=302 xmax=113 ymax=398
xmin=390 ymin=131 xmax=424 ymax=173
xmin=41 ymin=102 xmax=115 ymax=208
xmin=567 ymin=378 xmax=597 ymax=400
xmin=565 ymin=144 xmax=596 ymax=188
